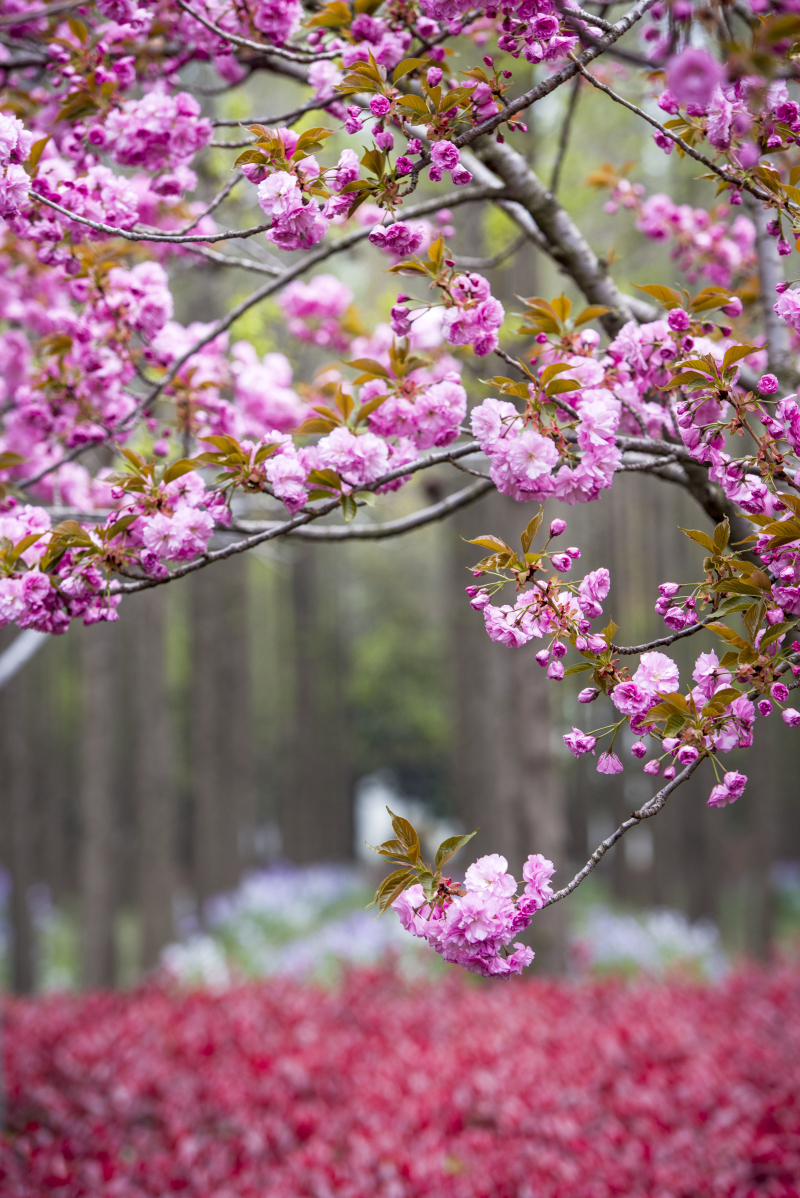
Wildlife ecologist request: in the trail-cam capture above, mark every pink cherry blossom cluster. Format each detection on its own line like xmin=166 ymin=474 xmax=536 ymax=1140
xmin=656 ymin=51 xmax=800 ymax=208
xmin=393 ymin=272 xmax=505 ymax=357
xmin=605 ymin=182 xmax=756 ymax=291
xmin=392 ymin=852 xmax=555 ymax=976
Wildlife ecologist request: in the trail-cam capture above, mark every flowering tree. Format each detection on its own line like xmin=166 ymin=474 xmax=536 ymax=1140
xmin=1 ymin=0 xmax=799 ymax=978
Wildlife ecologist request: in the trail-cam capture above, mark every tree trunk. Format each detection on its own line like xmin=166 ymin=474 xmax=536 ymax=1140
xmin=0 ymin=668 xmax=35 ymax=994
xmin=190 ymin=556 xmax=254 ymax=905
xmin=132 ymin=589 xmax=174 ymax=969
xmin=281 ymin=546 xmax=352 ymax=864
xmin=79 ymin=621 xmax=117 ymax=989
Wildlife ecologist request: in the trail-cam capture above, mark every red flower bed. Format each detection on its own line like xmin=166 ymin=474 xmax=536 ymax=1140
xmin=2 ymin=967 xmax=800 ymax=1197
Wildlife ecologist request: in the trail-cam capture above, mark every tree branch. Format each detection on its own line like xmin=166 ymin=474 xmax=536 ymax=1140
xmin=17 ymin=189 xmax=501 ymax=492
xmin=550 ymin=74 xmax=582 ymax=194
xmin=232 ymin=477 xmax=493 ymax=539
xmin=455 ymin=0 xmax=659 ymax=150
xmin=569 ymin=57 xmax=772 ymax=205
xmin=176 ymin=0 xmax=338 ymax=62
xmin=109 ymin=442 xmax=483 ymax=593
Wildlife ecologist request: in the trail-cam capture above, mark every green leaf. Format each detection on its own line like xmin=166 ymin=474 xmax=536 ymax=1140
xmin=722 ymin=344 xmax=759 ymax=369
xmin=0 ymin=452 xmax=26 ymax=470
xmin=368 ymin=868 xmax=416 ymax=912
xmin=574 ymin=304 xmax=610 ymax=327
xmin=396 ymin=94 xmax=429 ymax=116
xmin=679 ymin=526 xmax=714 ymax=552
xmin=434 ymin=830 xmax=477 ymax=872
xmin=341 ymin=493 xmax=358 ymax=522
xmin=162 ymin=458 xmax=197 ymax=485
xmin=546 ymin=379 xmax=581 ymax=396
xmin=28 ymin=137 xmax=49 ymax=172
xmin=712 ymin=518 xmax=730 ymax=555
xmin=706 ymin=621 xmax=749 ymax=649
xmin=520 ymin=509 xmax=543 ymax=554
xmin=633 ymin=283 xmax=685 ymax=309
xmin=468 ymin=535 xmax=513 ymax=554
xmin=710 ymin=578 xmax=763 ymax=596
xmin=690 ymin=286 xmax=734 ymax=314
xmin=387 ymin=807 xmax=422 ymax=861
xmin=761 ymin=619 xmax=796 ymax=648
xmin=345 ymin=357 xmax=391 ymax=379
xmin=392 ymin=57 xmax=430 ymax=83
xmin=702 ymin=686 xmax=743 ymax=715
xmin=564 ymin=662 xmax=593 ymax=675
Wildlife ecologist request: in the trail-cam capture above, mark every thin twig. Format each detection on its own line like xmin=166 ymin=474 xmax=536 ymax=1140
xmin=453 ymin=233 xmax=527 ymax=270
xmin=212 ymin=95 xmax=338 ymax=127
xmin=31 ymin=191 xmax=269 ymax=244
xmin=0 ymin=0 xmax=78 ymax=26
xmin=611 ymin=614 xmax=719 ymax=655
xmin=454 ymin=0 xmax=659 ymax=152
xmin=187 ymin=245 xmax=282 ymax=275
xmin=232 ymin=477 xmax=493 ymax=539
xmin=550 ymin=74 xmax=581 ymax=194
xmin=176 ymin=0 xmax=339 ymax=62
xmin=569 ymin=55 xmax=773 ymax=206
xmin=543 ymin=756 xmax=703 ymax=906
xmin=173 ymin=171 xmax=244 ymax=235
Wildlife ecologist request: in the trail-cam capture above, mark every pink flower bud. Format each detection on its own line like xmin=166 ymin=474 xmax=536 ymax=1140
xmin=676 ymin=744 xmax=699 ymax=765
xmin=597 ymin=751 xmax=623 ymax=775
xmin=551 ymin=552 xmax=572 ymax=572
xmin=662 ymin=765 xmax=676 ymax=780
xmin=566 ymin=547 xmax=581 ymax=560
xmin=549 ymin=518 xmax=567 ymax=537
xmin=758 ymin=699 xmax=772 ymax=717
xmin=551 ymin=640 xmax=567 ymax=659
xmin=578 ymin=687 xmax=599 ymax=703
xmin=535 ymin=648 xmax=550 ymax=667
xmin=426 ymin=66 xmax=443 ymax=86
xmin=722 ymin=296 xmax=743 ymax=318
xmin=668 ymin=308 xmax=691 ymax=332
xmin=772 ymin=681 xmax=790 ymax=701
xmin=662 ymin=737 xmax=679 ymax=752
xmin=369 ymin=95 xmax=391 ymax=117
xmin=759 ymin=373 xmax=780 ymax=394
xmin=547 ymin=660 xmax=565 ymax=681
xmin=643 ymin=759 xmax=661 ymax=775
xmin=782 ymin=707 xmax=800 ymax=727
xmin=631 ymin=741 xmax=647 ymax=758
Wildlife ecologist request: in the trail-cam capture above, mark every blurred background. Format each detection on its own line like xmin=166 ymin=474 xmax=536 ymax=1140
xmin=2 ymin=59 xmax=800 ymax=996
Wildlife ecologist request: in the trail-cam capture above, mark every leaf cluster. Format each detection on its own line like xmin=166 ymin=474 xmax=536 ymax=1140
xmin=517 ymin=294 xmax=609 ymax=339
xmin=368 ymin=807 xmax=476 ymax=912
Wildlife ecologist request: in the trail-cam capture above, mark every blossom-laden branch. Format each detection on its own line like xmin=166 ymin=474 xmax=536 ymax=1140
xmin=0 ymin=0 xmax=799 ymax=980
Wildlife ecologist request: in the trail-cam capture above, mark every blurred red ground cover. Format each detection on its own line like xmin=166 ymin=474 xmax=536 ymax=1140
xmin=2 ymin=966 xmax=800 ymax=1196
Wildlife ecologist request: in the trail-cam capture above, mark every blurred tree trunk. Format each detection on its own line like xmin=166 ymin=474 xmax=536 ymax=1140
xmin=131 ymin=589 xmax=174 ymax=969
xmin=281 ymin=546 xmax=352 ymax=863
xmin=190 ymin=556 xmax=254 ymax=905
xmin=0 ymin=665 xmax=35 ymax=993
xmin=452 ymin=490 xmax=567 ymax=970
xmin=747 ymin=712 xmax=775 ymax=959
xmin=79 ymin=621 xmax=117 ymax=989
